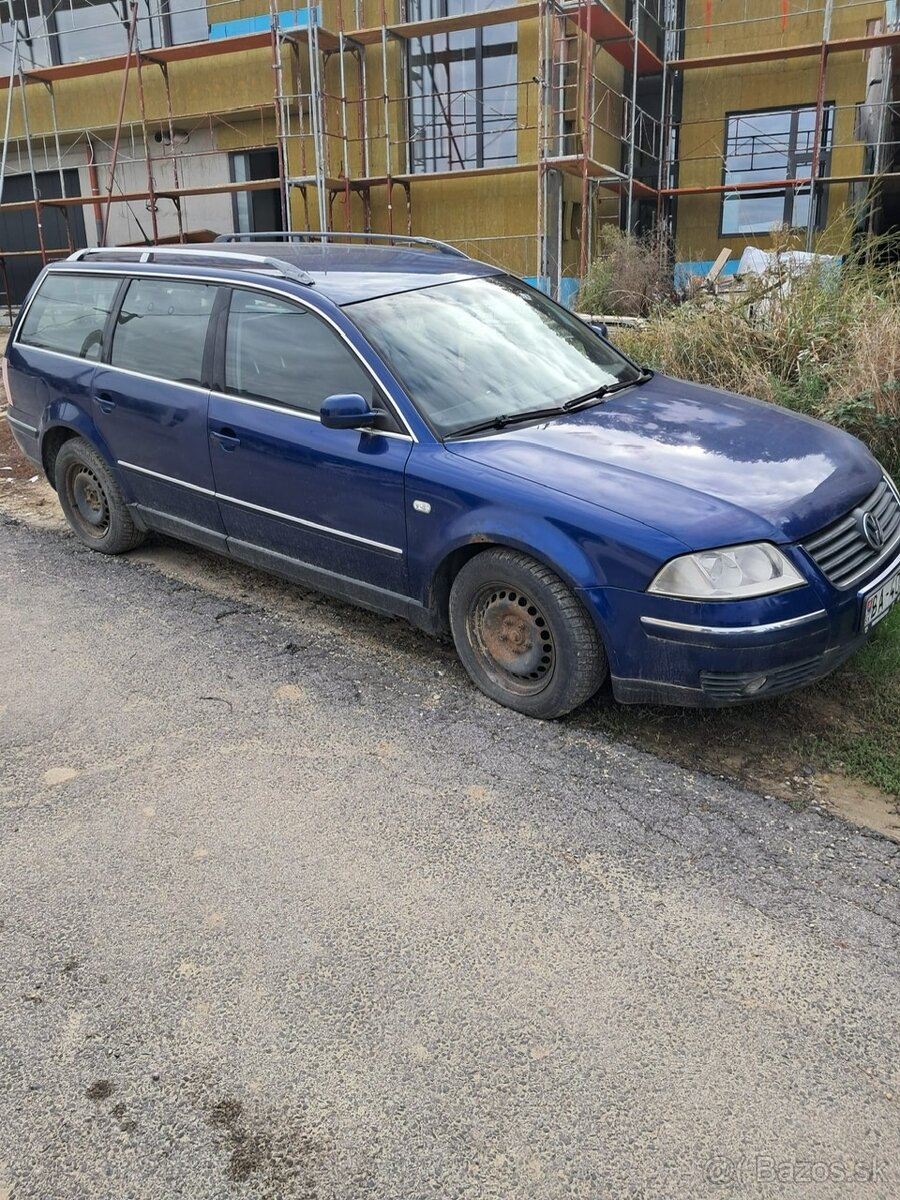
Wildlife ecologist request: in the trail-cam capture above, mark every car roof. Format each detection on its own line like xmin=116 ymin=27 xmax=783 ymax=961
xmin=57 ymin=242 xmax=504 ymax=306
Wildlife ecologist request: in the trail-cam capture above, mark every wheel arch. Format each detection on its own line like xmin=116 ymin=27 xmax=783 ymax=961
xmin=424 ymin=528 xmax=598 ymax=636
xmin=39 ymin=403 xmax=119 ymax=492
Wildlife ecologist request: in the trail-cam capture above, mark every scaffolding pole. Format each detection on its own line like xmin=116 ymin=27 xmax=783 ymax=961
xmin=625 ymin=3 xmax=640 ymax=234
xmin=134 ymin=51 xmax=160 ymax=245
xmin=270 ymin=0 xmax=291 ymax=231
xmin=16 ymin=62 xmax=46 ymax=263
xmin=0 ymin=15 xmax=19 ymax=210
xmin=101 ymin=0 xmax=141 ymax=247
xmin=806 ymin=0 xmax=835 ymax=252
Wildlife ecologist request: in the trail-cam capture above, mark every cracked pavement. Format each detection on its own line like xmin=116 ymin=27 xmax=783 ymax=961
xmin=1 ymin=514 xmax=899 ymax=1199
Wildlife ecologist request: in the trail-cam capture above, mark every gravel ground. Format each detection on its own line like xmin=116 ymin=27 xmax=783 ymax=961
xmin=1 ymin=514 xmax=899 ymax=1200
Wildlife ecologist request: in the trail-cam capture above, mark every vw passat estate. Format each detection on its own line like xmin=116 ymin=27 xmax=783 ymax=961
xmin=5 ymin=236 xmax=900 ymax=718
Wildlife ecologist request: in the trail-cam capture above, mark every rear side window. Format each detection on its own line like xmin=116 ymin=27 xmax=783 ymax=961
xmin=224 ymin=289 xmax=376 ymax=414
xmin=111 ymin=278 xmax=217 ymax=385
xmin=18 ymin=272 xmax=120 ymax=360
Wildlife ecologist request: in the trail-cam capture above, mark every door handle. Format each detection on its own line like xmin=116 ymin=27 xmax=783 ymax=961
xmin=210 ymin=427 xmax=240 ymax=451
xmin=96 ymin=392 xmax=116 ymax=414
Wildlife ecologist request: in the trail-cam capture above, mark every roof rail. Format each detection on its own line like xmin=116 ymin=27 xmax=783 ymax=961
xmin=66 ymin=246 xmax=315 ymax=286
xmin=214 ymin=230 xmax=470 ymax=259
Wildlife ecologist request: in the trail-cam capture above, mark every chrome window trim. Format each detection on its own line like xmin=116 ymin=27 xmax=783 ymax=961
xmin=640 ymin=609 xmax=828 ymax=637
xmin=16 ymin=266 xmax=419 ymax=442
xmin=208 ymin=389 xmax=413 ymax=441
xmin=117 ymin=460 xmax=403 ymax=556
xmin=99 ymin=361 xmax=210 ymax=395
xmin=6 ymin=413 xmax=39 ymax=435
xmin=7 ymin=342 xmax=105 ymax=370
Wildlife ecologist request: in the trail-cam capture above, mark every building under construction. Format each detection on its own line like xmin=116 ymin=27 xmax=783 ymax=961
xmin=0 ymin=0 xmax=898 ymax=307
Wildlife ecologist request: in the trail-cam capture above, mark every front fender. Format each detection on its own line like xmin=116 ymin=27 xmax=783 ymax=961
xmin=405 ymin=444 xmax=685 ymax=609
xmin=424 ymin=508 xmax=602 ymax=597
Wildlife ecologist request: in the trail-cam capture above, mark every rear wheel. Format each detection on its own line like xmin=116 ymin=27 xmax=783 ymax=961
xmin=55 ymin=437 xmax=145 ymax=554
xmin=449 ymin=548 xmax=607 ymax=719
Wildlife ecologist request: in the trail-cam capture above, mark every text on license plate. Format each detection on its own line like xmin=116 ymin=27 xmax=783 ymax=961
xmin=864 ymin=568 xmax=900 ymax=631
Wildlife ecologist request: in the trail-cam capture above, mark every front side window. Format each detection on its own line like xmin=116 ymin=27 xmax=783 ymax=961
xmin=408 ymin=0 xmax=518 ymax=173
xmin=347 ymin=275 xmax=639 ymax=438
xmin=721 ymin=104 xmax=832 ymax=235
xmin=110 ymin=278 xmax=217 ymax=384
xmin=224 ymin=289 xmax=378 ymax=416
xmin=18 ymin=272 xmax=120 ymax=359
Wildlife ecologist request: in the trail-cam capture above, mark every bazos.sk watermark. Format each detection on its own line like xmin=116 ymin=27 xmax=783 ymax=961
xmin=704 ymin=1155 xmax=889 ymax=1186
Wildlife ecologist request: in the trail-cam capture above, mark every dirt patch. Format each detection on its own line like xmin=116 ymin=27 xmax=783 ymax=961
xmin=207 ymin=1096 xmax=320 ymax=1196
xmin=575 ymin=684 xmax=900 ymax=842
xmin=2 ymin=402 xmax=897 ymax=842
xmin=0 ymin=403 xmax=63 ymax=530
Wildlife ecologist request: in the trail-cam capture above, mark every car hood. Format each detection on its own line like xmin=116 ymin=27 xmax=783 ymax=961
xmin=445 ymin=374 xmax=882 ymax=548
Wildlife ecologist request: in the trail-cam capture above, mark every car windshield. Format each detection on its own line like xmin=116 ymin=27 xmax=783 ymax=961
xmin=345 ymin=275 xmax=640 ymax=437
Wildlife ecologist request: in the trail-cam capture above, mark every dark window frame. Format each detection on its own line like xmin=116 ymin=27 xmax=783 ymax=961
xmin=3 ymin=0 xmax=179 ymax=71
xmin=406 ymin=2 xmax=518 ymax=175
xmin=719 ymin=101 xmax=834 ymax=238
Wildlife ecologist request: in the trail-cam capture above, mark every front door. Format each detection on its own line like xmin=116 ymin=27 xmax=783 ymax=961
xmin=92 ymin=275 xmax=224 ymax=539
xmin=208 ymin=287 xmax=411 ymax=595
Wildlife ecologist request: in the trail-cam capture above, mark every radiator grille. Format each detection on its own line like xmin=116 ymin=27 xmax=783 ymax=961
xmin=802 ymin=477 xmax=900 ymax=590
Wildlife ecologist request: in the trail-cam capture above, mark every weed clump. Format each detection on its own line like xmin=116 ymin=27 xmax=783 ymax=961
xmin=599 ymin=224 xmax=900 ymax=478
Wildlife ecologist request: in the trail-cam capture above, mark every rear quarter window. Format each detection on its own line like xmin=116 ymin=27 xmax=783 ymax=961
xmin=18 ymin=272 xmax=121 ymax=360
xmin=110 ymin=277 xmax=218 ymax=386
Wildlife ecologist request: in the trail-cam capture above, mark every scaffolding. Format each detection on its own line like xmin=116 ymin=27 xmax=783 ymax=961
xmin=0 ymin=0 xmax=899 ymax=305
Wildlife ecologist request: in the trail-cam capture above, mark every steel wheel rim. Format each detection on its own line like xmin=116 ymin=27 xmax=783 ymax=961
xmin=467 ymin=583 xmax=556 ymax=697
xmin=66 ymin=463 xmax=110 ymax=539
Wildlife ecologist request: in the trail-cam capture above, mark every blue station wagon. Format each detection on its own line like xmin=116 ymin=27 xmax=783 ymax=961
xmin=4 ymin=235 xmax=900 ymax=718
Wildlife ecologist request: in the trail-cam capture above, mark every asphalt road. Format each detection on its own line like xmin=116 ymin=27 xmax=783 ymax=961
xmin=1 ymin=513 xmax=899 ymax=1200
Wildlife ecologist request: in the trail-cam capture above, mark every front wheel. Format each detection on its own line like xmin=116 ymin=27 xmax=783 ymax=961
xmin=55 ymin=437 xmax=146 ymax=554
xmin=449 ymin=548 xmax=608 ymax=719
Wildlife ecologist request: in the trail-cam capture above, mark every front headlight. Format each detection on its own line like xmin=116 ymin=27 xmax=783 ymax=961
xmin=648 ymin=542 xmax=805 ymax=600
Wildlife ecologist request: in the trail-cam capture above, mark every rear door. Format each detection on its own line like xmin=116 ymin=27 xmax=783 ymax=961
xmin=207 ymin=287 xmax=411 ymax=594
xmin=92 ymin=275 xmax=224 ymax=542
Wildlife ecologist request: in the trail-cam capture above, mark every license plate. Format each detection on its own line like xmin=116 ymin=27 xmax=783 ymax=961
xmin=863 ymin=567 xmax=900 ymax=631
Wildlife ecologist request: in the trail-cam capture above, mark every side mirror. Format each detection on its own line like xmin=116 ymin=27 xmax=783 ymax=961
xmin=320 ymin=393 xmax=379 ymax=430
xmin=590 ymin=321 xmax=610 ymax=340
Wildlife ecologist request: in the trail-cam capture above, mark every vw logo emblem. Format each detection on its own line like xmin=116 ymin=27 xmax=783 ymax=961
xmin=861 ymin=510 xmax=885 ymax=551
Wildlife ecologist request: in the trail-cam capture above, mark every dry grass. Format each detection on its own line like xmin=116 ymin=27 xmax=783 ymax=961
xmin=612 ymin=226 xmax=900 ymax=478
xmin=575 ymin=227 xmax=673 ymax=317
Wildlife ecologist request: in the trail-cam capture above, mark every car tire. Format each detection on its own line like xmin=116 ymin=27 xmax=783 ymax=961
xmin=55 ymin=437 xmax=146 ymax=555
xmin=449 ymin=548 xmax=608 ymax=719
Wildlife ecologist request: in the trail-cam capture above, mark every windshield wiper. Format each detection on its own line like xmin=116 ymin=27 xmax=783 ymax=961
xmin=562 ymin=367 xmax=654 ymax=411
xmin=448 ymin=369 xmax=656 ymax=438
xmin=447 ymin=404 xmax=567 ymax=439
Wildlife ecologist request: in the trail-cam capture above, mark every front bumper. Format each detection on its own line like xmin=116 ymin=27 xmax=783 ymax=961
xmin=580 ymin=547 xmax=900 ymax=707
